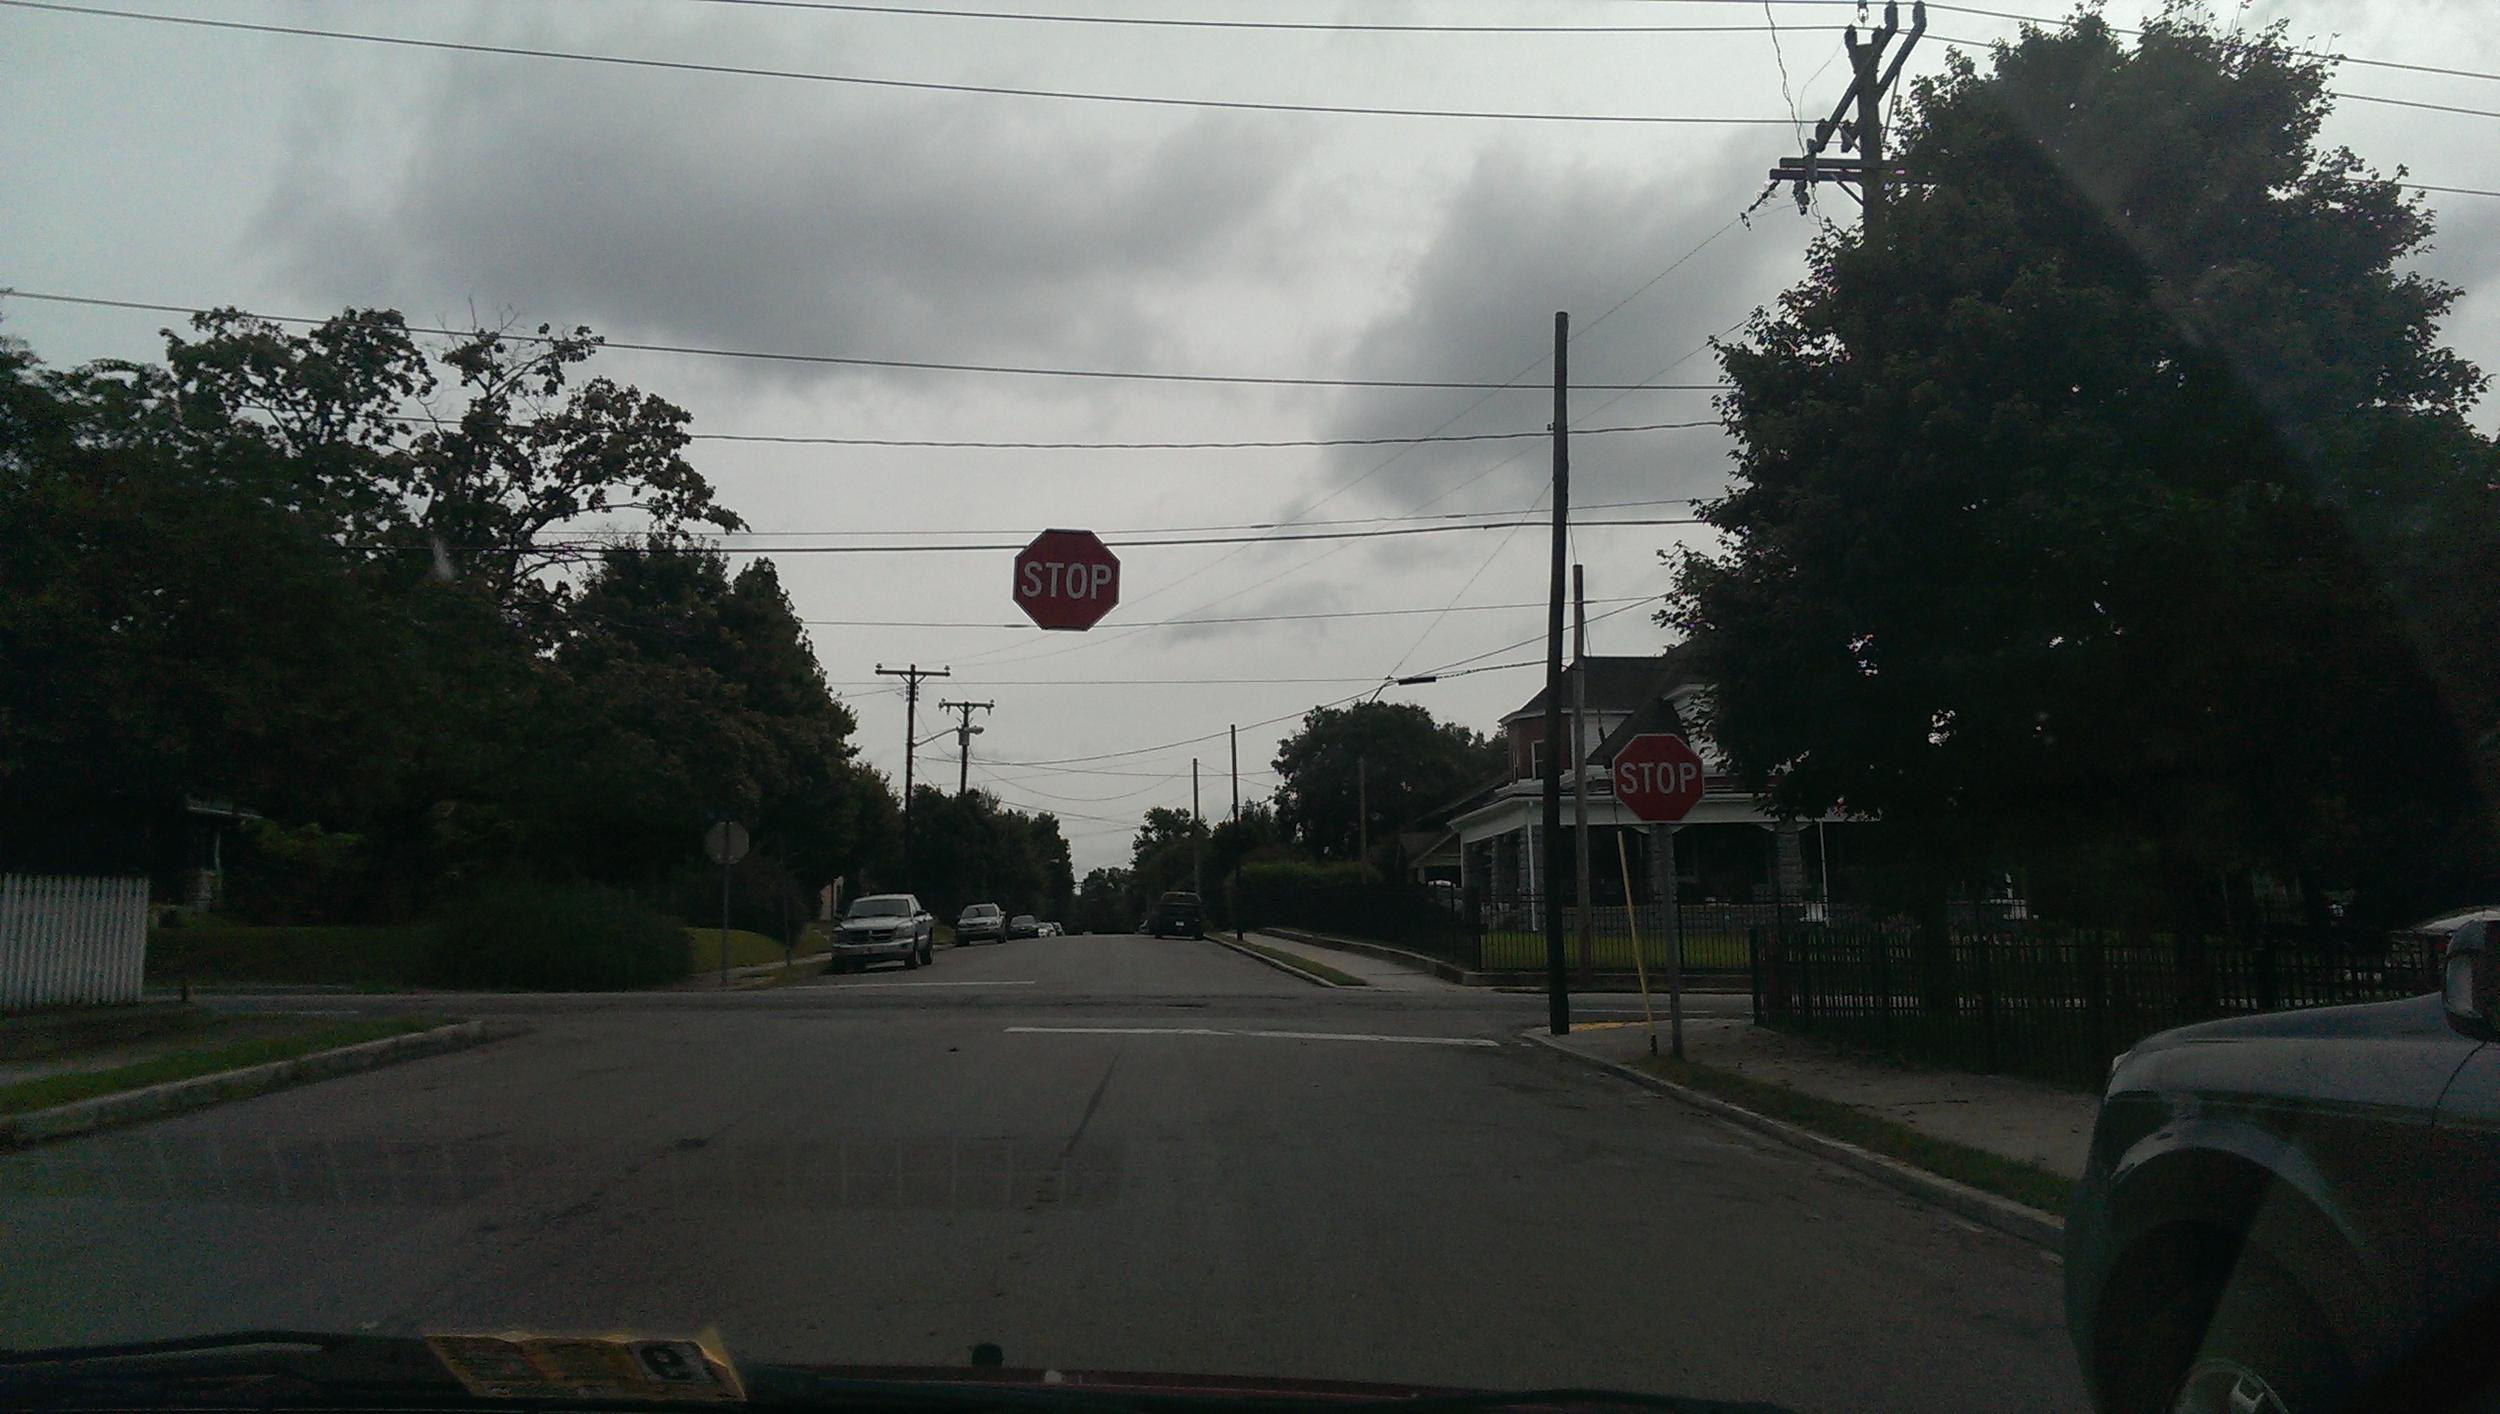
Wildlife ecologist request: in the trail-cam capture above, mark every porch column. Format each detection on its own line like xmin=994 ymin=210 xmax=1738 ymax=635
xmin=1773 ymin=824 xmax=1808 ymax=903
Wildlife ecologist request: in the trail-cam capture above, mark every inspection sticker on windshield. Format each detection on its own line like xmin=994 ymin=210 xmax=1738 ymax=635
xmin=426 ymin=1330 xmax=746 ymax=1402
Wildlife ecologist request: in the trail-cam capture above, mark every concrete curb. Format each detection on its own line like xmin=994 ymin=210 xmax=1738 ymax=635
xmin=0 ymin=1020 xmax=494 ymax=1150
xmin=1261 ymin=928 xmax=1485 ymax=984
xmin=1520 ymin=1029 xmax=2065 ymax=1252
xmin=1260 ymin=927 xmax=1751 ymax=993
xmin=1210 ymin=937 xmax=1341 ymax=988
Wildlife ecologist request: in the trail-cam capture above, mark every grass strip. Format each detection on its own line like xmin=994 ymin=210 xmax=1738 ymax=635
xmin=0 ymin=1015 xmax=451 ymax=1116
xmin=1234 ymin=939 xmax=1369 ymax=986
xmin=1635 ymin=1053 xmax=2075 ymax=1216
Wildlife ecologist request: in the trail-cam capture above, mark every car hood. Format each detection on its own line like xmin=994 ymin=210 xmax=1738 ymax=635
xmin=0 ymin=1334 xmax=1796 ymax=1412
xmin=2129 ymin=993 xmax=2451 ymax=1057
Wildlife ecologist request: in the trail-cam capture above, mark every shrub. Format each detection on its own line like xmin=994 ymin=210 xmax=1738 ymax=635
xmin=425 ymin=880 xmax=689 ymax=990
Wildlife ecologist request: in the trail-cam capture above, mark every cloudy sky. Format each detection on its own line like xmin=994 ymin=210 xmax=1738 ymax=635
xmin=7 ymin=0 xmax=2496 ymax=871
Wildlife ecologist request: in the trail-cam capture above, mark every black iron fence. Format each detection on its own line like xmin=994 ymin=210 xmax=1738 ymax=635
xmin=1754 ymin=925 xmax=2444 ymax=1087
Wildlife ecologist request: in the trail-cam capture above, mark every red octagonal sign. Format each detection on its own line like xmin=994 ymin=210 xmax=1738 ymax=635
xmin=1611 ymin=733 xmax=1707 ymax=824
xmin=1013 ymin=528 xmax=1121 ymax=632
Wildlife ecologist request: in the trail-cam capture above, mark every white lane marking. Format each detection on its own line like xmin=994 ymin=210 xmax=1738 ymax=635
xmin=1006 ymin=1026 xmax=1228 ymax=1036
xmin=1245 ymin=1029 xmax=1499 ymax=1048
xmin=1005 ymin=1025 xmax=1497 ymax=1048
xmin=837 ymin=980 xmax=1040 ymax=989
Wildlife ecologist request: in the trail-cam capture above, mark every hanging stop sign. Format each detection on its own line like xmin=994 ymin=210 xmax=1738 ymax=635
xmin=1611 ymin=733 xmax=1708 ymax=824
xmin=1013 ymin=528 xmax=1120 ymax=631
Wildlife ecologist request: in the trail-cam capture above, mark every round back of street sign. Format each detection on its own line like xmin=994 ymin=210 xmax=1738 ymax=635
xmin=1611 ymin=733 xmax=1707 ymax=824
xmin=704 ymin=820 xmax=750 ymax=865
xmin=1013 ymin=528 xmax=1120 ymax=632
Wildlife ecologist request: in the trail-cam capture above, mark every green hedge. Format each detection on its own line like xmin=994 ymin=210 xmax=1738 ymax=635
xmin=425 ymin=881 xmax=689 ymax=990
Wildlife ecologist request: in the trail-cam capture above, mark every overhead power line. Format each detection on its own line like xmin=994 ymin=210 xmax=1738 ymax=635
xmin=0 ymin=2 xmax=1801 ymax=126
xmin=554 ymin=516 xmax=1701 ymax=554
xmin=800 ymin=596 xmax=1655 ymax=632
xmin=0 ymin=289 xmax=1729 ymax=392
xmin=723 ymin=501 xmax=1698 ymax=540
xmin=691 ymin=419 xmax=1721 ymax=449
xmin=1921 ymin=2 xmax=2500 ymax=83
xmin=669 ymin=0 xmax=1853 ymax=34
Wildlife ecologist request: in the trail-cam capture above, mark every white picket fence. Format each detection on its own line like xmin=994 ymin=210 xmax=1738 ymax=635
xmin=1 ymin=874 xmax=150 ymax=1009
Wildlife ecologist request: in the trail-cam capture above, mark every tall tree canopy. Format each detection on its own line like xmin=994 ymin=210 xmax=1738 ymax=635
xmin=1674 ymin=15 xmax=2500 ymax=924
xmin=0 ymin=313 xmax=894 ymax=919
xmin=1271 ymin=702 xmax=1501 ymax=865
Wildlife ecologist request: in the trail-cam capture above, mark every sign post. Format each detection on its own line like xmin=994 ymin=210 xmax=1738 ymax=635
xmin=705 ymin=820 xmax=750 ymax=987
xmin=1012 ymin=529 xmax=1121 ymax=632
xmin=1610 ymin=734 xmax=1707 ymax=1059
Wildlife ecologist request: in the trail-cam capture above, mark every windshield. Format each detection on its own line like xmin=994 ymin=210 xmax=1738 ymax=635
xmin=7 ymin=5 xmax=2499 ymax=1413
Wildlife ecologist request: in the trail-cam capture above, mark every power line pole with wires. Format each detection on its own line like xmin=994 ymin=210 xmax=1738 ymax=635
xmin=1541 ymin=310 xmax=1573 ymax=1038
xmin=939 ymin=699 xmax=994 ymax=795
xmin=1768 ymin=0 xmax=1925 ymax=232
xmin=876 ymin=663 xmax=950 ymax=889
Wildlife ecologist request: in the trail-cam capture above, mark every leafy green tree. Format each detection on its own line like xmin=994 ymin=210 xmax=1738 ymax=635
xmin=904 ymin=786 xmax=1073 ymax=922
xmin=1072 ymin=866 xmax=1138 ymax=934
xmin=1673 ymin=14 xmax=2498 ymax=926
xmin=1272 ymin=703 xmax=1502 ymax=866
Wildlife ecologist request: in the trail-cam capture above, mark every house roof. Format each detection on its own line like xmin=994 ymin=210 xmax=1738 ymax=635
xmin=1501 ymin=650 xmax=1691 ymax=722
xmin=1589 ymin=687 xmax=1695 ymax=765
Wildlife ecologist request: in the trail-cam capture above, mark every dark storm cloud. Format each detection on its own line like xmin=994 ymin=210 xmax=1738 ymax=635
xmin=254 ymin=42 xmax=1303 ymax=386
xmin=1315 ymin=140 xmax=1815 ymax=511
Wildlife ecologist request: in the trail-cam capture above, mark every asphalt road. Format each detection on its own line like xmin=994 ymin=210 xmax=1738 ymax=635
xmin=0 ymin=936 xmax=2084 ymax=1413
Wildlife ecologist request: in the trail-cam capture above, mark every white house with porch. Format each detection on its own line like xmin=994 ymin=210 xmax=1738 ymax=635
xmin=1448 ymin=652 xmax=1850 ymax=912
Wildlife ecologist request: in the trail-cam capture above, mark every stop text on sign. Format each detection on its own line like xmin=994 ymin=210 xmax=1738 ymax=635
xmin=1614 ymin=758 xmax=1702 ymax=797
xmin=1018 ymin=559 xmax=1115 ymax=601
xmin=1012 ymin=528 xmax=1121 ymax=632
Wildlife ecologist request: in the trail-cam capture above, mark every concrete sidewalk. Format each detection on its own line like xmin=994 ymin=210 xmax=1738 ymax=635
xmin=1237 ymin=932 xmax=1457 ymax=991
xmin=1548 ymin=1015 xmax=2100 ymax=1180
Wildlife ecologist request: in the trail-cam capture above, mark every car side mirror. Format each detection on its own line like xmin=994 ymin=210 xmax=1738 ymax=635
xmin=2443 ymin=920 xmax=2495 ymax=1037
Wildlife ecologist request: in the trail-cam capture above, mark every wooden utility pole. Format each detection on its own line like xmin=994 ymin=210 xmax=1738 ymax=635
xmin=1541 ymin=311 xmax=1572 ymax=1037
xmin=1767 ymin=0 xmax=1924 ymax=225
xmin=875 ymin=663 xmax=949 ymax=889
xmin=1357 ymin=754 xmax=1370 ymax=876
xmin=939 ymin=699 xmax=994 ymax=795
xmin=1572 ymin=564 xmax=1594 ymax=987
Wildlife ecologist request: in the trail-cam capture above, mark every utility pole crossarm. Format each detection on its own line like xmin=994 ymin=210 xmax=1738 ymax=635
xmin=1773 ymin=0 xmax=1924 ymax=214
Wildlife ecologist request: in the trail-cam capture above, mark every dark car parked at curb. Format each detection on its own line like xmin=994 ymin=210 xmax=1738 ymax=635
xmin=2063 ymin=916 xmax=2500 ymax=1414
xmin=955 ymin=902 xmax=1004 ymax=946
xmin=1146 ymin=892 xmax=1204 ymax=940
xmin=1007 ymin=913 xmax=1042 ymax=939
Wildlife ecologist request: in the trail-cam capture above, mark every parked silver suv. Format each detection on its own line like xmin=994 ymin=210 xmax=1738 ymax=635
xmin=955 ymin=902 xmax=1005 ymax=945
xmin=831 ymin=894 xmax=934 ymax=971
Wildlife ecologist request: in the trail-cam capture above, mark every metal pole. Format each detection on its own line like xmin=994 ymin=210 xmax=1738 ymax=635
xmin=1663 ymin=826 xmax=1686 ymax=1060
xmin=1542 ymin=311 xmax=1572 ymax=1036
xmin=1572 ymin=563 xmax=1594 ymax=987
xmin=1618 ymin=832 xmax=1657 ymax=1057
xmin=720 ymin=857 xmax=732 ymax=988
xmin=1192 ymin=758 xmax=1203 ymax=897
xmin=1230 ymin=724 xmax=1239 ymax=823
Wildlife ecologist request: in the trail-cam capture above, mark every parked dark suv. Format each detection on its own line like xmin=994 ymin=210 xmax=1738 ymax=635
xmin=1146 ymin=892 xmax=1204 ymax=939
xmin=2063 ymin=916 xmax=2500 ymax=1414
